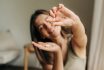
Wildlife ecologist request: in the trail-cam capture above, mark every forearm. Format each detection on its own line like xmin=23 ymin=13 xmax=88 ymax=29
xmin=52 ymin=50 xmax=64 ymax=70
xmin=71 ymin=20 xmax=87 ymax=48
xmin=71 ymin=21 xmax=86 ymax=37
xmin=52 ymin=36 xmax=68 ymax=62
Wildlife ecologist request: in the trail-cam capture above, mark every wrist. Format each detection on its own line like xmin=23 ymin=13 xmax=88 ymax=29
xmin=54 ymin=48 xmax=62 ymax=58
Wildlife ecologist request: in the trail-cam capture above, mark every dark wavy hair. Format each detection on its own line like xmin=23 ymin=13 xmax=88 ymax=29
xmin=30 ymin=9 xmax=53 ymax=65
xmin=30 ymin=9 xmax=69 ymax=65
xmin=30 ymin=9 xmax=52 ymax=42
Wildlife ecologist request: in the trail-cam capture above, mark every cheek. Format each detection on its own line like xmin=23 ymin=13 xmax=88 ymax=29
xmin=40 ymin=29 xmax=50 ymax=38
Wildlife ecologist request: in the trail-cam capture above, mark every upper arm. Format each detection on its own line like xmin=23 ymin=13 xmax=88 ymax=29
xmin=71 ymin=33 xmax=87 ymax=58
xmin=72 ymin=33 xmax=87 ymax=48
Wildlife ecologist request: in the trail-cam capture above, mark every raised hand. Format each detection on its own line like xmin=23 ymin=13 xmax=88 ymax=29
xmin=50 ymin=4 xmax=79 ymax=20
xmin=46 ymin=4 xmax=83 ymax=28
xmin=47 ymin=4 xmax=87 ymax=50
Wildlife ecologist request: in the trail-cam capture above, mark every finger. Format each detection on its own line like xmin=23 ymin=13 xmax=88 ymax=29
xmin=32 ymin=42 xmax=50 ymax=51
xmin=46 ymin=17 xmax=63 ymax=26
xmin=43 ymin=44 xmax=55 ymax=52
xmin=32 ymin=42 xmax=44 ymax=49
xmin=49 ymin=10 xmax=55 ymax=18
xmin=38 ymin=42 xmax=51 ymax=49
xmin=52 ymin=18 xmax=74 ymax=27
xmin=32 ymin=42 xmax=39 ymax=46
xmin=46 ymin=16 xmax=56 ymax=22
xmin=52 ymin=22 xmax=64 ymax=26
xmin=52 ymin=7 xmax=57 ymax=14
xmin=38 ymin=42 xmax=46 ymax=46
xmin=46 ymin=16 xmax=61 ymax=22
xmin=58 ymin=4 xmax=78 ymax=19
xmin=33 ymin=42 xmax=53 ymax=52
xmin=55 ymin=16 xmax=62 ymax=21
xmin=58 ymin=4 xmax=64 ymax=9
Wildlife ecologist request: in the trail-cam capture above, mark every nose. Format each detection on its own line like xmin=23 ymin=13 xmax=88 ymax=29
xmin=43 ymin=22 xmax=54 ymax=34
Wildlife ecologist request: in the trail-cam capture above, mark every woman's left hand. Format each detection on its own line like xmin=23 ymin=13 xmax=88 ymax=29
xmin=32 ymin=42 xmax=61 ymax=54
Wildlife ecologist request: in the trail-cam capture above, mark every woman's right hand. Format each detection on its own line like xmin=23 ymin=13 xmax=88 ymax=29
xmin=49 ymin=4 xmax=80 ymax=20
xmin=47 ymin=4 xmax=82 ymax=27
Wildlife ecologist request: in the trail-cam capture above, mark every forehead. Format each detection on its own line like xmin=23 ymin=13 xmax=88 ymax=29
xmin=35 ymin=14 xmax=49 ymax=26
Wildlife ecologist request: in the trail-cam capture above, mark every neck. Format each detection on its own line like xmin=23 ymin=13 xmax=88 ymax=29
xmin=51 ymin=35 xmax=68 ymax=62
xmin=52 ymin=35 xmax=68 ymax=47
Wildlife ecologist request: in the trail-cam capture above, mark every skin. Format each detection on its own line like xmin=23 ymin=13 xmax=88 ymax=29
xmin=34 ymin=13 xmax=67 ymax=70
xmin=47 ymin=4 xmax=87 ymax=58
xmin=32 ymin=42 xmax=63 ymax=70
xmin=35 ymin=14 xmax=62 ymax=40
xmin=32 ymin=4 xmax=87 ymax=70
xmin=35 ymin=13 xmax=68 ymax=59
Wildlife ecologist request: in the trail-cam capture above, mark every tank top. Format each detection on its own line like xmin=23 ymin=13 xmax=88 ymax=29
xmin=64 ymin=42 xmax=86 ymax=70
xmin=62 ymin=26 xmax=86 ymax=70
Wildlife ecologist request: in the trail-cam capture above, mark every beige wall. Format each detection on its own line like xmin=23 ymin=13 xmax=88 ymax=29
xmin=0 ymin=0 xmax=94 ymax=67
xmin=88 ymin=0 xmax=104 ymax=70
xmin=64 ymin=0 xmax=94 ymax=38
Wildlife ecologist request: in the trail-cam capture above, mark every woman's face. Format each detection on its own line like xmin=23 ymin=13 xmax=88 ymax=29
xmin=35 ymin=14 xmax=61 ymax=39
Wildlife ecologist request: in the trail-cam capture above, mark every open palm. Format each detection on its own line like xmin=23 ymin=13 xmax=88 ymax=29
xmin=32 ymin=42 xmax=61 ymax=53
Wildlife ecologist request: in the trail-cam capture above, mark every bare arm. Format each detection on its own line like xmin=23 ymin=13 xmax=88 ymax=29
xmin=47 ymin=4 xmax=87 ymax=58
xmin=71 ymin=19 xmax=87 ymax=58
xmin=53 ymin=48 xmax=63 ymax=70
xmin=32 ymin=42 xmax=64 ymax=70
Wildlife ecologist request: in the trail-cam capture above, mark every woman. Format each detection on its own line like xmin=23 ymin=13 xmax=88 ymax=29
xmin=31 ymin=4 xmax=87 ymax=70
xmin=30 ymin=9 xmax=67 ymax=70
